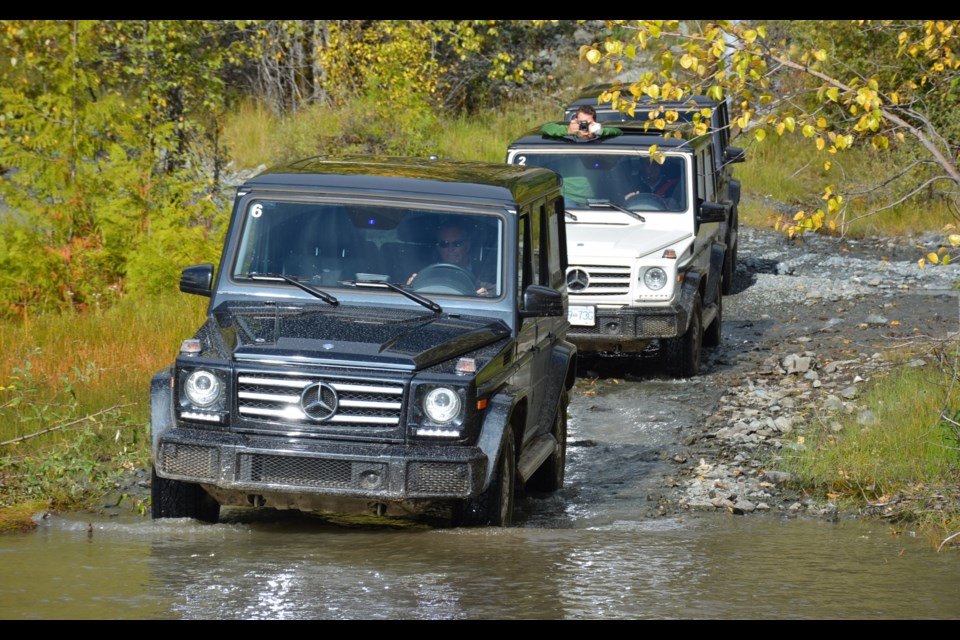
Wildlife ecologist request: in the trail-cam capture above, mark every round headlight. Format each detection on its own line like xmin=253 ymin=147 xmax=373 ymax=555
xmin=643 ymin=267 xmax=668 ymax=290
xmin=423 ymin=387 xmax=462 ymax=424
xmin=184 ymin=370 xmax=223 ymax=408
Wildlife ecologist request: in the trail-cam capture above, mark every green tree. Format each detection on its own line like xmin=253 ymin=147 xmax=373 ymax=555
xmin=0 ymin=21 xmax=237 ymax=316
xmin=577 ymin=19 xmax=960 ymax=263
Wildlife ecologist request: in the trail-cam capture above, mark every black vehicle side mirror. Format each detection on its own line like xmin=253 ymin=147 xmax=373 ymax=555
xmin=520 ymin=284 xmax=564 ymax=318
xmin=723 ymin=146 xmax=746 ymax=165
xmin=180 ymin=264 xmax=214 ymax=297
xmin=697 ymin=201 xmax=729 ymax=225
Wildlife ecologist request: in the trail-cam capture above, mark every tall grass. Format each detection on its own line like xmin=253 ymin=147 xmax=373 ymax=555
xmin=0 ymin=292 xmax=207 ymax=522
xmin=734 ymin=134 xmax=957 ymax=238
xmin=777 ymin=356 xmax=960 ymax=537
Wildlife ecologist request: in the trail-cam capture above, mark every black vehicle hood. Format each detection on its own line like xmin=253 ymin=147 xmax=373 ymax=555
xmin=198 ymin=302 xmax=511 ymax=371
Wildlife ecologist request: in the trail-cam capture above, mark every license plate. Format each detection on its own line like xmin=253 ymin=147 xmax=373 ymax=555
xmin=568 ymin=305 xmax=596 ymax=327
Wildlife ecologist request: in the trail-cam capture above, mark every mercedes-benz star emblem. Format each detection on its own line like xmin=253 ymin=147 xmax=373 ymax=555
xmin=300 ymin=382 xmax=338 ymax=422
xmin=566 ymin=268 xmax=590 ymax=292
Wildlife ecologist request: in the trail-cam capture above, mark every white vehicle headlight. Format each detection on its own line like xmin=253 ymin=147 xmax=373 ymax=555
xmin=423 ymin=387 xmax=462 ymax=424
xmin=643 ymin=267 xmax=668 ymax=291
xmin=184 ymin=369 xmax=223 ymax=408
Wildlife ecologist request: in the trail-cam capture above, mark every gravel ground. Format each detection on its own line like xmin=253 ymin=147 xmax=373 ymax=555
xmin=663 ymin=222 xmax=960 ymax=522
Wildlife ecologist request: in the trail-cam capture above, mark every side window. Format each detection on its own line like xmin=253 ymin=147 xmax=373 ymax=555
xmin=528 ymin=200 xmax=547 ymax=284
xmin=545 ymin=197 xmax=565 ymax=289
xmin=517 ymin=213 xmax=534 ymax=299
xmin=698 ymin=147 xmax=717 ymax=202
xmin=715 ymin=102 xmax=731 ymax=152
xmin=533 ymin=200 xmax=547 ymax=286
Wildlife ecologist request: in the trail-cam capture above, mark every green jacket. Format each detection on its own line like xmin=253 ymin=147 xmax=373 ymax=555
xmin=540 ymin=122 xmax=622 ymax=139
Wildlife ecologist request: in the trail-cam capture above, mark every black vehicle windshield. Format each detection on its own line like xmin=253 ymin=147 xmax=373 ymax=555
xmin=232 ymin=201 xmax=505 ymax=298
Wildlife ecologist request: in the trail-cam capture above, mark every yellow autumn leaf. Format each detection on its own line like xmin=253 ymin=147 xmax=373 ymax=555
xmin=797 ymin=436 xmax=805 ymax=445
xmin=947 ymin=234 xmax=960 ymax=246
xmin=755 ymin=128 xmax=767 ymax=142
xmin=816 ymin=137 xmax=825 ymax=151
xmin=585 ymin=48 xmax=601 ymax=64
xmin=927 ymin=252 xmax=940 ymax=264
xmin=890 ymin=320 xmax=901 ymax=326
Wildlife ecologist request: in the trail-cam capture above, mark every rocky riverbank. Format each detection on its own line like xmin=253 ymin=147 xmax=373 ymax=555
xmin=663 ymin=224 xmax=960 ymax=524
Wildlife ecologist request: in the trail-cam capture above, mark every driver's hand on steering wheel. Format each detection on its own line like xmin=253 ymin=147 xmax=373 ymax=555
xmin=408 ymin=271 xmax=489 ymax=295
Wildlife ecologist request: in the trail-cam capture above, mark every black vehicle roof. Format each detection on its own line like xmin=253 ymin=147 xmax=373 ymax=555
xmin=565 ymin=82 xmax=721 ymax=112
xmin=241 ymin=155 xmax=561 ymax=206
xmin=508 ymin=122 xmax=710 ymax=153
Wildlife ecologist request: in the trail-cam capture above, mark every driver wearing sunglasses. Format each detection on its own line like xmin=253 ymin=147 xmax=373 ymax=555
xmin=407 ymin=220 xmax=494 ymax=295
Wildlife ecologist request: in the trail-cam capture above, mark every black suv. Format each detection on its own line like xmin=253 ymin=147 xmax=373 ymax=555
xmin=506 ymin=122 xmax=728 ymax=377
xmin=150 ymin=156 xmax=577 ymax=527
xmin=564 ymin=83 xmax=746 ymax=293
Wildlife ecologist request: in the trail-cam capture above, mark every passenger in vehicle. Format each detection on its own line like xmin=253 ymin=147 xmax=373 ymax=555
xmin=540 ymin=105 xmax=622 ymax=140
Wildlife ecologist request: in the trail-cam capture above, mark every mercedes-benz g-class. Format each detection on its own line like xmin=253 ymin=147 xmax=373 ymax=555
xmin=564 ymin=84 xmax=746 ymax=293
xmin=150 ymin=156 xmax=576 ymax=527
xmin=506 ymin=122 xmax=726 ymax=377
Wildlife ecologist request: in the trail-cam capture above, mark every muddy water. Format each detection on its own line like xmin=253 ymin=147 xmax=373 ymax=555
xmin=2 ymin=376 xmax=959 ymax=620
xmin=2 ymin=509 xmax=958 ymax=620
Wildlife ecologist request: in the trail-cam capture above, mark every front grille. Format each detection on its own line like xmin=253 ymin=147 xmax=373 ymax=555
xmin=159 ymin=443 xmax=219 ymax=480
xmin=237 ymin=370 xmax=404 ymax=431
xmin=637 ymin=316 xmax=677 ymax=337
xmin=407 ymin=462 xmax=470 ymax=495
xmin=237 ymin=453 xmax=387 ymax=491
xmin=570 ymin=265 xmax=631 ymax=296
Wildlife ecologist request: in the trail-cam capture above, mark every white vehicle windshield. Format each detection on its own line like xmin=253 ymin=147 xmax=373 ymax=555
xmin=232 ymin=201 xmax=504 ymax=298
xmin=511 ymin=153 xmax=687 ymax=213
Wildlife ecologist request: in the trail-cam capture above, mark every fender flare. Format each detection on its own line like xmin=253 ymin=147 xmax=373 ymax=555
xmin=704 ymin=243 xmax=725 ymax=307
xmin=677 ymin=269 xmax=704 ymax=335
xmin=475 ymin=387 xmax=526 ymax=491
xmin=150 ymin=367 xmax=175 ymax=458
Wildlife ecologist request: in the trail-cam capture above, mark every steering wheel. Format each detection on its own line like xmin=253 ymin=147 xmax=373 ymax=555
xmin=624 ymin=192 xmax=668 ymax=211
xmin=410 ymin=263 xmax=480 ymax=295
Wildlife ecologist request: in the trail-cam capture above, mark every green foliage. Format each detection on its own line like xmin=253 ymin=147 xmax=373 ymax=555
xmin=777 ymin=355 xmax=960 ymax=531
xmin=0 ymin=350 xmax=140 ymax=511
xmin=578 ymin=20 xmax=960 ymax=245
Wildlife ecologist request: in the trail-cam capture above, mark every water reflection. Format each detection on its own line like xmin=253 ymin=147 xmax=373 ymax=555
xmin=1 ymin=510 xmax=958 ymax=620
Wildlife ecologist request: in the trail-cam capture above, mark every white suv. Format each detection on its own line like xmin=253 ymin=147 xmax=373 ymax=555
xmin=506 ymin=123 xmax=728 ymax=376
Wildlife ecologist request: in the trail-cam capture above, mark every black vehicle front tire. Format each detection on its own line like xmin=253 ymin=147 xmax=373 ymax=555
xmin=662 ymin=292 xmax=703 ymax=377
xmin=527 ymin=390 xmax=568 ymax=493
xmin=454 ymin=426 xmax=516 ymax=527
xmin=151 ymin=466 xmax=220 ymax=523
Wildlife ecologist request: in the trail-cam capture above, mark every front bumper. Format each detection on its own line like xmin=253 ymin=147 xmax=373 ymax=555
xmin=155 ymin=426 xmax=486 ymax=502
xmin=567 ymin=303 xmax=688 ymax=353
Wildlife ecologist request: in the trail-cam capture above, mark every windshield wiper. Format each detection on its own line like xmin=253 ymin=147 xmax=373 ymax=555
xmin=241 ymin=273 xmax=339 ymax=306
xmin=340 ymin=279 xmax=443 ymax=315
xmin=586 ymin=199 xmax=646 ymax=222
